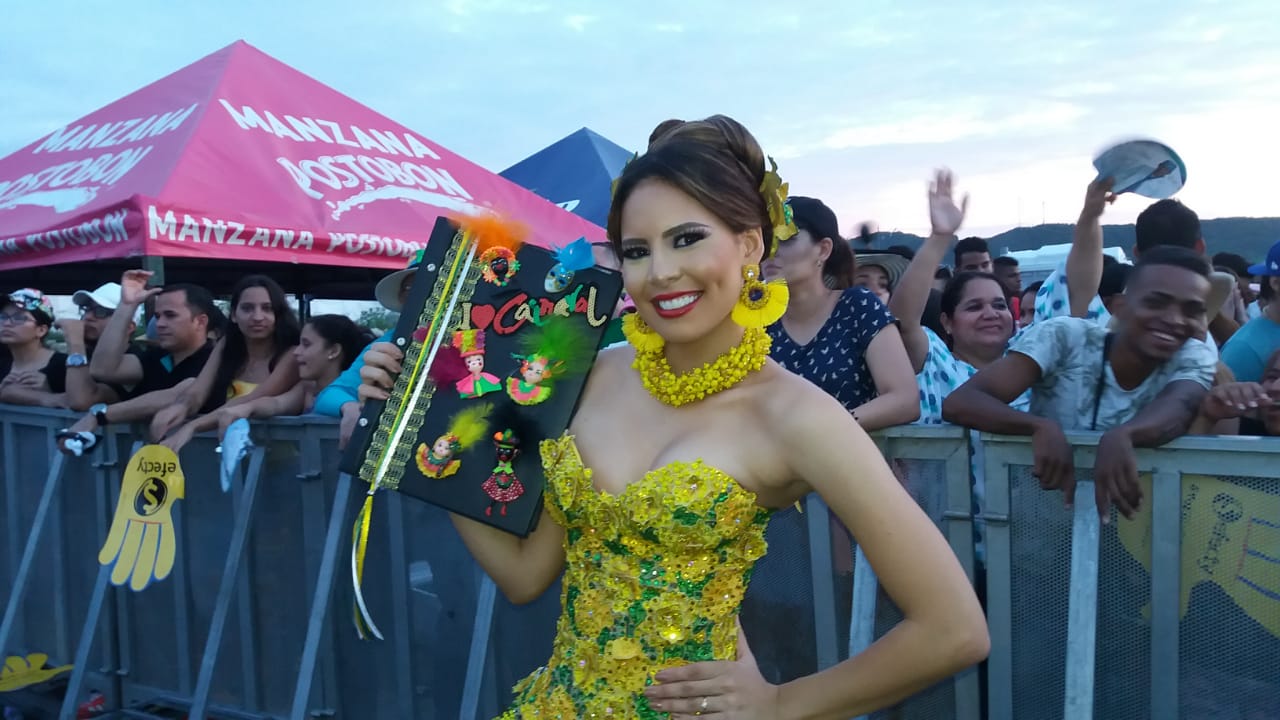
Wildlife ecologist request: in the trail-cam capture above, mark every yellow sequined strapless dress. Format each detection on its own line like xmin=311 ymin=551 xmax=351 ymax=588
xmin=497 ymin=434 xmax=771 ymax=720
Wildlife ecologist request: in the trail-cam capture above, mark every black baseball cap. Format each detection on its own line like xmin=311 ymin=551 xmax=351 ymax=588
xmin=786 ymin=196 xmax=841 ymax=242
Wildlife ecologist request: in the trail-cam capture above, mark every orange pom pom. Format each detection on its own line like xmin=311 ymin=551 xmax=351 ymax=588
xmin=451 ymin=211 xmax=528 ymax=255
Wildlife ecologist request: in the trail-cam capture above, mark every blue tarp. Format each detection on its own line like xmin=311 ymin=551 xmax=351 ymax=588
xmin=500 ymin=128 xmax=633 ymax=228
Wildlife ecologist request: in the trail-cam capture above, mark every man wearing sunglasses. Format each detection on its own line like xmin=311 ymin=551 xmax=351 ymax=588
xmin=57 ymin=282 xmax=139 ymax=408
xmin=70 ymin=283 xmax=139 ymax=349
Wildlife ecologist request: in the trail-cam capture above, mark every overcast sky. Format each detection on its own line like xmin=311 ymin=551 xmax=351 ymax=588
xmin=3 ymin=0 xmax=1277 ymax=237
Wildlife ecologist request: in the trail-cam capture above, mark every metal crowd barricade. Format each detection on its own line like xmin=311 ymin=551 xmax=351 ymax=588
xmin=853 ymin=425 xmax=981 ymax=720
xmin=4 ymin=405 xmax=1279 ymax=720
xmin=981 ymin=431 xmax=1280 ymax=720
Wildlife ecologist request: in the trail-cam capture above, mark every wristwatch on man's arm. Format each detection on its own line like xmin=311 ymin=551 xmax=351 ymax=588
xmin=89 ymin=402 xmax=109 ymax=427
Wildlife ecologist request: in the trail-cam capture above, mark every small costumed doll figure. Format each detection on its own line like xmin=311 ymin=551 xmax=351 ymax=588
xmin=506 ymin=354 xmax=560 ymax=406
xmin=452 ymin=329 xmax=502 ymax=399
xmin=415 ymin=404 xmax=492 ymax=480
xmin=482 ymin=429 xmax=523 ymax=516
xmin=505 ymin=316 xmax=593 ymax=406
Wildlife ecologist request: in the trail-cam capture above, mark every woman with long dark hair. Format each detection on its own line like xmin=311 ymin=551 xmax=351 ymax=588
xmin=357 ymin=116 xmax=987 ymax=717
xmin=151 ymin=274 xmax=301 ymax=447
xmin=192 ymin=314 xmax=373 ymax=439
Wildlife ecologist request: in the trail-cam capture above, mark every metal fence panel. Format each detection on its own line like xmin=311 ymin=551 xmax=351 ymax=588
xmin=13 ymin=406 xmax=1279 ymax=720
xmin=865 ymin=426 xmax=975 ymax=720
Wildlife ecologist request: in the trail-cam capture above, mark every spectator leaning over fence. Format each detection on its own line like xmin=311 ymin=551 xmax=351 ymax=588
xmin=149 ymin=274 xmax=301 ymax=446
xmin=88 ymin=271 xmax=216 ymax=400
xmin=892 ymin=170 xmax=1030 ymax=425
xmin=57 ymin=282 xmax=140 ymax=408
xmin=57 ymin=275 xmax=221 ymax=455
xmin=161 ymin=314 xmax=371 ymax=449
xmin=1191 ymin=347 xmax=1280 ymax=436
xmin=1221 ymin=240 xmax=1280 ymax=383
xmin=311 ymin=251 xmax=421 ymax=448
xmin=890 ymin=172 xmax=1029 ymax=581
xmin=1035 ymin=180 xmax=1239 ymax=346
xmin=944 ymin=247 xmax=1218 ymax=520
xmin=0 ymin=289 xmax=69 ymax=409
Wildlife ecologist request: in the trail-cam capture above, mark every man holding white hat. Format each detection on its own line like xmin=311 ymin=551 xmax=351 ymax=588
xmin=57 ymin=281 xmax=139 ymax=408
xmin=70 ymin=282 xmax=139 ymax=349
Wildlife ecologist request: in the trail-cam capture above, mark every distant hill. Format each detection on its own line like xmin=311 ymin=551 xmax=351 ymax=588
xmin=857 ymin=217 xmax=1280 ymax=264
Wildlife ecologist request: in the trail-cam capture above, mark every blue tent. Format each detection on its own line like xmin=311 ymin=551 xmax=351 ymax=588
xmin=500 ymin=127 xmax=633 ymax=228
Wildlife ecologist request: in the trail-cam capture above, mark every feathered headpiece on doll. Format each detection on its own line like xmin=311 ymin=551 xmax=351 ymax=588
xmin=427 ymin=344 xmax=468 ymax=386
xmin=415 ymin=403 xmax=493 ymax=481
xmin=504 ymin=316 xmax=594 ymax=406
xmin=440 ymin=403 xmax=493 ymax=452
xmin=452 ymin=211 xmax=528 ymax=287
xmin=453 ymin=329 xmax=488 ymax=357
xmin=544 ymin=237 xmax=597 ymax=293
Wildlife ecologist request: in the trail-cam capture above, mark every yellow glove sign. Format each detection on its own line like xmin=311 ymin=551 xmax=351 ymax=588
xmin=98 ymin=445 xmax=185 ymax=592
xmin=0 ymin=653 xmax=72 ymax=691
xmin=1118 ymin=473 xmax=1280 ymax=639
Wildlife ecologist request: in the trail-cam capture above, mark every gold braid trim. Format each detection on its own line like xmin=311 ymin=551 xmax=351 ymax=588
xmin=358 ymin=233 xmax=482 ymax=491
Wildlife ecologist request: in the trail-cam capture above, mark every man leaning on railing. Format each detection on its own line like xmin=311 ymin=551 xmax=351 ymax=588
xmin=942 ymin=246 xmax=1218 ymax=520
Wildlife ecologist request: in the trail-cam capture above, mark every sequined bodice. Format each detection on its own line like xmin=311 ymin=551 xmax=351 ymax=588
xmin=499 ymin=434 xmax=771 ymax=720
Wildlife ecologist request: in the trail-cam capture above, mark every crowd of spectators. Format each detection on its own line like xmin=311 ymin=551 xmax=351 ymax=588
xmin=3 ymin=165 xmax=1278 ymax=716
xmin=0 ymin=167 xmax=1268 ymax=512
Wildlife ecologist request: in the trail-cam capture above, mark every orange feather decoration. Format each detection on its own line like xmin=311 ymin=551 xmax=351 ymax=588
xmin=450 ymin=211 xmax=529 ymax=255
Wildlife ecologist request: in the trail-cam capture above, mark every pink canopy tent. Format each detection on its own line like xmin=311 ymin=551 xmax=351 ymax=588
xmin=0 ymin=41 xmax=603 ymax=284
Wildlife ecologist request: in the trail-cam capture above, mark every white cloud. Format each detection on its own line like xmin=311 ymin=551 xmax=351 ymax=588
xmin=563 ymin=14 xmax=596 ymax=32
xmin=1046 ymin=81 xmax=1117 ymax=99
xmin=819 ymin=101 xmax=1086 ymax=150
xmin=653 ymin=22 xmax=685 ymax=33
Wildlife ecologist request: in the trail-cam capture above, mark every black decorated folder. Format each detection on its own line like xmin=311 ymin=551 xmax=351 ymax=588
xmin=341 ymin=216 xmax=623 ymax=536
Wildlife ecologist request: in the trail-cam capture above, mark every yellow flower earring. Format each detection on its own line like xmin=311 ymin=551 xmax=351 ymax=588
xmin=732 ymin=264 xmax=789 ymax=328
xmin=621 ymin=312 xmax=664 ymax=352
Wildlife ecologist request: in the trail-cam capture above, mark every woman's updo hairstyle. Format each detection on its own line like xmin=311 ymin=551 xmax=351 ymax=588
xmin=606 ymin=115 xmax=774 ymax=262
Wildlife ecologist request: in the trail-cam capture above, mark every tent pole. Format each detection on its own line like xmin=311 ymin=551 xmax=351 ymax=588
xmin=143 ymin=255 xmax=166 ymax=285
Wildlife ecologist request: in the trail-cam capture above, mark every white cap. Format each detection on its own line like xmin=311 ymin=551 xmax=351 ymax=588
xmin=72 ymin=282 xmax=124 ymax=311
xmin=72 ymin=282 xmax=142 ymax=323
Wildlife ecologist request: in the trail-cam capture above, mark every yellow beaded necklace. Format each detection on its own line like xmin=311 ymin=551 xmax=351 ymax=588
xmin=621 ymin=313 xmax=771 ymax=407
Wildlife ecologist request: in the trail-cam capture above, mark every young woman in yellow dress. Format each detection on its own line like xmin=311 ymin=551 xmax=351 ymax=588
xmin=357 ymin=115 xmax=988 ymax=719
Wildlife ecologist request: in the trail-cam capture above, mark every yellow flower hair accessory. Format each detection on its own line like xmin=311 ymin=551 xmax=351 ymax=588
xmin=620 ymin=312 xmax=664 ymax=353
xmin=759 ymin=156 xmax=797 ymax=254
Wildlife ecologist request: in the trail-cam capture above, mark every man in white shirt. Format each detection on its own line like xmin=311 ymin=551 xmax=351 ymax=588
xmin=945 ymin=246 xmax=1217 ymax=521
